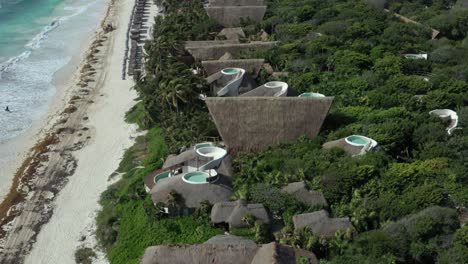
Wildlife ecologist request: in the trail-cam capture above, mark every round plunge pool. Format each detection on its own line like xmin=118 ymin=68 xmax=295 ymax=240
xmin=221 ymin=68 xmax=240 ymax=75
xmin=298 ymin=92 xmax=325 ymax=98
xmin=345 ymin=135 xmax=370 ymax=146
xmin=154 ymin=171 xmax=171 ymax=183
xmin=183 ymin=171 xmax=211 ymax=184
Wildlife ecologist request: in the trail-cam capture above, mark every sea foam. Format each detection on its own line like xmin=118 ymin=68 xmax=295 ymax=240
xmin=0 ymin=0 xmax=104 ymax=141
xmin=0 ymin=0 xmax=96 ymax=76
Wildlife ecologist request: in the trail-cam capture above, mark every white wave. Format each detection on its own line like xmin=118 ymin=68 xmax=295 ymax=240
xmin=24 ymin=19 xmax=61 ymax=50
xmin=0 ymin=0 xmax=96 ymax=76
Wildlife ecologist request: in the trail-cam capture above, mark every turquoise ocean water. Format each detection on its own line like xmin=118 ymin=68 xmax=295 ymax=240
xmin=0 ymin=0 xmax=105 ymax=198
xmin=0 ymin=0 xmax=105 ymax=141
xmin=0 ymin=0 xmax=64 ymax=63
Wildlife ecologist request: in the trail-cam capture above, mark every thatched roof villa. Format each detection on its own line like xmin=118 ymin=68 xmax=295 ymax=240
xmin=293 ymin=210 xmax=356 ymax=237
xmin=149 ymin=174 xmax=233 ymax=212
xmin=140 ymin=234 xmax=318 ymax=264
xmin=211 ymin=199 xmax=270 ymax=228
xmin=185 ymin=23 xmax=335 ymax=154
xmin=218 ymin=27 xmax=246 ymax=41
xmin=143 ymin=143 xmax=234 ymax=213
xmin=183 ymin=19 xmax=333 ymax=153
xmin=144 ymin=142 xmax=232 ymax=191
xmin=323 ymin=135 xmax=378 ymax=156
xmin=185 ymin=41 xmax=277 ymax=61
xmin=281 ymin=181 xmax=328 ymax=208
xmin=204 ymin=0 xmax=267 ymax=27
xmin=200 ymin=66 xmax=334 ymax=152
xmin=205 ymin=94 xmax=334 ymax=152
xmin=190 ymin=27 xmax=266 ymax=76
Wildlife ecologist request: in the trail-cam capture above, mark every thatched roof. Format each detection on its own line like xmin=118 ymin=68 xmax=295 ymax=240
xmin=205 ymin=234 xmax=257 ymax=246
xmin=322 ymin=138 xmax=363 ymax=155
xmin=205 ymin=97 xmax=334 ymax=152
xmin=185 ymin=40 xmax=238 ymax=48
xmin=211 ymin=200 xmax=270 ymax=227
xmin=145 ymin=149 xmax=233 ymax=190
xmin=251 ymin=242 xmax=318 ymax=264
xmin=140 ymin=235 xmax=318 ymax=264
xmin=204 ymin=6 xmax=267 ymax=27
xmin=217 ymin=154 xmax=234 ymax=177
xmin=150 ymin=175 xmax=233 ymax=208
xmin=240 ymin=85 xmax=278 ymax=97
xmin=202 ymin=59 xmax=265 ymax=76
xmin=141 ymin=242 xmax=256 ymax=264
xmin=292 ymin=210 xmax=356 ymax=237
xmin=455 ymin=0 xmax=468 ymax=9
xmin=281 ymin=182 xmax=328 ymax=207
xmin=186 ymin=42 xmax=277 ymax=61
xmin=208 ymin=0 xmax=265 ymax=6
xmin=218 ymin=27 xmax=245 ymax=41
xmin=162 ymin=149 xmax=197 ymax=169
xmin=219 ymin=52 xmax=234 ymax=60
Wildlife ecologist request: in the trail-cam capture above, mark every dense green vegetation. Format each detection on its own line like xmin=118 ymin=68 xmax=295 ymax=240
xmin=96 ymin=128 xmax=223 ymax=264
xmin=97 ymin=0 xmax=468 ymax=263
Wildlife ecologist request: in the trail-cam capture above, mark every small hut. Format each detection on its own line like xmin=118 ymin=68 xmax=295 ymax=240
xmin=281 ymin=182 xmax=328 ymax=208
xmin=292 ymin=210 xmax=356 ymax=237
xmin=211 ymin=200 xmax=270 ymax=228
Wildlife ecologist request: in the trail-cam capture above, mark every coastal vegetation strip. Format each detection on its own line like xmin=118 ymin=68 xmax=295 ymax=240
xmin=97 ymin=0 xmax=468 ymax=263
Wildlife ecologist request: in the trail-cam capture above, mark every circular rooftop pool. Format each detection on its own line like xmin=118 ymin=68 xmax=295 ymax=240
xmin=345 ymin=135 xmax=370 ymax=146
xmin=221 ymin=68 xmax=240 ymax=75
xmin=196 ymin=146 xmax=227 ymax=159
xmin=182 ymin=171 xmax=214 ymax=184
xmin=194 ymin=142 xmax=214 ymax=150
xmin=264 ymin=81 xmax=284 ymax=89
xmin=154 ymin=171 xmax=171 ymax=183
xmin=299 ymin=92 xmax=325 ymax=98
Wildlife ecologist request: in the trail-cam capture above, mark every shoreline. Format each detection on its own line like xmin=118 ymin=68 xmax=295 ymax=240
xmin=0 ymin=0 xmax=107 ymax=203
xmin=0 ymin=0 xmax=140 ymax=261
xmin=0 ymin=0 xmax=107 ymax=219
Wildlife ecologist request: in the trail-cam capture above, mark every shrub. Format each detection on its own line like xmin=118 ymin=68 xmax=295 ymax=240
xmin=75 ymin=247 xmax=96 ymax=264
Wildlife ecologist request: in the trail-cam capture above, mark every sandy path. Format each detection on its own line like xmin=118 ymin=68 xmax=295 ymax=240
xmin=0 ymin=0 xmax=137 ymax=262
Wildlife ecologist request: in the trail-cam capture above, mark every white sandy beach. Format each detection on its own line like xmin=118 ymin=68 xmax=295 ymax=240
xmin=23 ymin=0 xmax=138 ymax=262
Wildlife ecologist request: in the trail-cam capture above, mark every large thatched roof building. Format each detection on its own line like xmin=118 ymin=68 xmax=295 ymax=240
xmin=185 ymin=41 xmax=277 ymax=61
xmin=281 ymin=182 xmax=328 ymax=208
xmin=293 ymin=210 xmax=356 ymax=237
xmin=140 ymin=235 xmax=318 ymax=264
xmin=205 ymin=96 xmax=334 ymax=152
xmin=211 ymin=200 xmax=270 ymax=228
xmin=204 ymin=0 xmax=267 ymax=27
